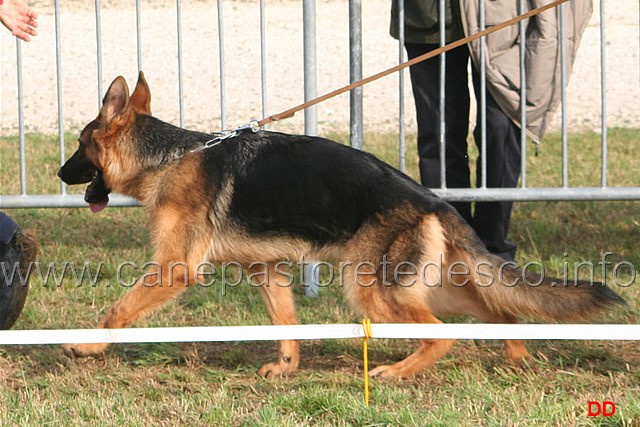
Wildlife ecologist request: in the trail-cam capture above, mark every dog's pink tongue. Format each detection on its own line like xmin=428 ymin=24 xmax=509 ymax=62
xmin=89 ymin=197 xmax=109 ymax=213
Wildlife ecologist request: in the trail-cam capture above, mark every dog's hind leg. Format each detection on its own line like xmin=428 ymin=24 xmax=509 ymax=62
xmin=445 ymin=244 xmax=535 ymax=369
xmin=346 ymin=269 xmax=457 ymax=378
xmin=248 ymin=262 xmax=300 ymax=378
xmin=474 ymin=310 xmax=534 ymax=369
xmin=367 ymin=307 xmax=457 ymax=379
xmin=344 ymin=211 xmax=457 ymax=378
xmin=343 ymin=260 xmax=456 ymax=379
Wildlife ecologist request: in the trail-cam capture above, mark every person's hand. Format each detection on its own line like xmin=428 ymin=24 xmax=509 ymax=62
xmin=0 ymin=0 xmax=39 ymax=42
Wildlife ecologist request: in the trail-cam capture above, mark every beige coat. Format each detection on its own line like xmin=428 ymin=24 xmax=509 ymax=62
xmin=460 ymin=0 xmax=593 ymax=141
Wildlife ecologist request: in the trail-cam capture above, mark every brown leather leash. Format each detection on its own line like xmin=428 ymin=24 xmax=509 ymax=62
xmin=255 ymin=0 xmax=571 ymax=129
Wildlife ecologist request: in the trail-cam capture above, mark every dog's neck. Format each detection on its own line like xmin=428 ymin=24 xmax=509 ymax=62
xmin=132 ymin=115 xmax=212 ymax=168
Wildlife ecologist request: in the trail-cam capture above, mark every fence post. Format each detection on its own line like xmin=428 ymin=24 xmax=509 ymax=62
xmin=349 ymin=0 xmax=363 ymax=150
xmin=303 ymin=0 xmax=318 ymax=137
xmin=303 ymin=0 xmax=320 ymax=297
xmin=398 ymin=0 xmax=406 ymax=173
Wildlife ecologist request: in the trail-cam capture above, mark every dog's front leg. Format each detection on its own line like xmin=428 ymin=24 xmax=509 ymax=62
xmin=248 ymin=262 xmax=300 ymax=378
xmin=63 ymin=261 xmax=191 ymax=358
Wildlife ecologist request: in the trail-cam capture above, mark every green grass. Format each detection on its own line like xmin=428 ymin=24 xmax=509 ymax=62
xmin=0 ymin=129 xmax=639 ymax=426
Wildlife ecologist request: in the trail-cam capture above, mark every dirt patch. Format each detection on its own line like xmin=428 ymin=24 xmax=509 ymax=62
xmin=1 ymin=0 xmax=638 ymax=135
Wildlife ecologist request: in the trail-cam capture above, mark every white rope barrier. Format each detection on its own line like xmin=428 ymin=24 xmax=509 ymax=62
xmin=0 ymin=323 xmax=637 ymax=345
xmin=372 ymin=323 xmax=640 ymax=340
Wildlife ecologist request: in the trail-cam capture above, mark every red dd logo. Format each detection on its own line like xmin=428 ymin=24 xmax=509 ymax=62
xmin=587 ymin=401 xmax=616 ymax=417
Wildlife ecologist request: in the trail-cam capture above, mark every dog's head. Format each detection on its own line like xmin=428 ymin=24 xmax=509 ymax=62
xmin=58 ymin=72 xmax=151 ymax=212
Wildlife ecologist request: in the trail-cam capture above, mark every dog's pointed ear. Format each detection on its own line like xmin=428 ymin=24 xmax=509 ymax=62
xmin=100 ymin=76 xmax=130 ymax=123
xmin=130 ymin=71 xmax=151 ymax=115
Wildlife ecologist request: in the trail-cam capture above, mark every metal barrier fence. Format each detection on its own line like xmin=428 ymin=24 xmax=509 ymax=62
xmin=0 ymin=1 xmax=637 ymax=357
xmin=1 ymin=0 xmax=639 ymax=208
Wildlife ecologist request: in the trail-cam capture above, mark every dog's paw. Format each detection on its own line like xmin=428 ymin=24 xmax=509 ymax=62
xmin=258 ymin=348 xmax=299 ymax=379
xmin=258 ymin=359 xmax=297 ymax=379
xmin=63 ymin=342 xmax=108 ymax=359
xmin=504 ymin=349 xmax=538 ymax=372
xmin=368 ymin=364 xmax=412 ymax=379
xmin=507 ymin=356 xmax=538 ymax=373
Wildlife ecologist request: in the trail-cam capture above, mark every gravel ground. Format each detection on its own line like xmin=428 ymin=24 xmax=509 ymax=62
xmin=1 ymin=0 xmax=638 ymax=136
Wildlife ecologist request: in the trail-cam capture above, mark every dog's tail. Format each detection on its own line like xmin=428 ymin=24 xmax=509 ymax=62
xmin=441 ymin=212 xmax=625 ymax=321
xmin=472 ymin=253 xmax=624 ymax=321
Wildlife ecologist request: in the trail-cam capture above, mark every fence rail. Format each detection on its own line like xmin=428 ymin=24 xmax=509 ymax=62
xmin=3 ymin=187 xmax=640 ymax=210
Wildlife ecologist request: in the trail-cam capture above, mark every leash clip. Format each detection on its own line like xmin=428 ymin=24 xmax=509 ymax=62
xmin=191 ymin=130 xmax=238 ymax=153
xmin=191 ymin=120 xmax=261 ymax=153
xmin=236 ymin=119 xmax=261 ymax=133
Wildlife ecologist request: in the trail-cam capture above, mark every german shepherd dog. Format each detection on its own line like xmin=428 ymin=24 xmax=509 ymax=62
xmin=58 ymin=72 xmax=624 ymax=378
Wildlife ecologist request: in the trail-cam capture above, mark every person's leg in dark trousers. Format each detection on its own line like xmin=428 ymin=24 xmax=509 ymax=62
xmin=405 ymin=43 xmax=472 ymax=224
xmin=471 ymin=64 xmax=522 ymax=261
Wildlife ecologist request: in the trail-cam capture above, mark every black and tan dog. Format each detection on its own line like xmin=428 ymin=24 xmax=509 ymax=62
xmin=58 ymin=72 xmax=624 ymax=378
